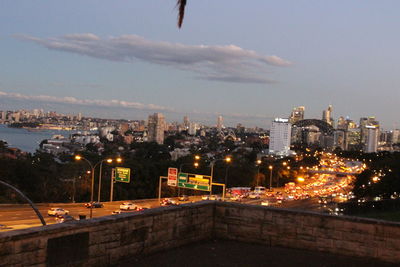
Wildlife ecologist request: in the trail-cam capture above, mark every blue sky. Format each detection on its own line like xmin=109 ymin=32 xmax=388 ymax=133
xmin=1 ymin=1 xmax=400 ymax=128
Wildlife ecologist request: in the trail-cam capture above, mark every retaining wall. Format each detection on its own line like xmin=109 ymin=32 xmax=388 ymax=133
xmin=0 ymin=202 xmax=214 ymax=266
xmin=1 ymin=201 xmax=400 ymax=266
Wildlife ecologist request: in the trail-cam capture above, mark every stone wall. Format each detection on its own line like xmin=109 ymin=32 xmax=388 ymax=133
xmin=214 ymin=202 xmax=400 ymax=263
xmin=0 ymin=202 xmax=214 ymax=266
xmin=1 ymin=201 xmax=400 ymax=265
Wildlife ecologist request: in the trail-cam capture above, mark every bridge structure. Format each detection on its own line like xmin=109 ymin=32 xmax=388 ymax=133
xmin=293 ymin=119 xmax=335 ymax=136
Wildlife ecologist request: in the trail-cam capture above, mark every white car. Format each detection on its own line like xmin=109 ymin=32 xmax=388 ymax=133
xmin=48 ymin=208 xmax=69 ymax=216
xmin=249 ymin=193 xmax=261 ymax=199
xmin=201 ymin=195 xmax=210 ymax=200
xmin=209 ymin=195 xmax=222 ymax=201
xmin=119 ymin=202 xmax=137 ymax=210
xmin=261 ymin=201 xmax=269 ymax=206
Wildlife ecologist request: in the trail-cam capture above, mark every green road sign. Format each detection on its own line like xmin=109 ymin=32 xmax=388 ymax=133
xmin=115 ymin=167 xmax=131 ymax=183
xmin=177 ymin=172 xmax=211 ymax=191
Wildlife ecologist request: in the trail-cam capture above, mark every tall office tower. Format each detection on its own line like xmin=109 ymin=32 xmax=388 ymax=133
xmin=365 ymin=126 xmax=379 ymax=153
xmin=77 ymin=112 xmax=82 ymax=121
xmin=188 ymin=122 xmax=198 ymax=135
xmin=0 ymin=111 xmax=5 ymax=121
xmin=337 ymin=116 xmax=346 ymax=130
xmin=269 ymin=118 xmax=291 ymax=155
xmin=147 ymin=113 xmax=165 ymax=144
xmin=390 ymin=130 xmax=400 ymax=144
xmin=289 ymin=106 xmax=305 ymax=124
xmin=334 ymin=130 xmax=347 ymax=150
xmin=217 ymin=115 xmax=223 ymax=130
xmin=360 ymin=116 xmax=380 ymax=145
xmin=322 ymin=105 xmax=334 ymax=126
xmin=183 ymin=116 xmax=190 ymax=129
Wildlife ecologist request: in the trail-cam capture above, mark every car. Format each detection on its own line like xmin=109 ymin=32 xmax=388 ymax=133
xmin=178 ymin=195 xmax=189 ymax=201
xmin=119 ymin=202 xmax=137 ymax=210
xmin=48 ymin=208 xmax=69 ymax=216
xmin=84 ymin=202 xmax=104 ymax=208
xmin=112 ymin=210 xmax=122 ymax=215
xmin=249 ymin=192 xmax=261 ymax=199
xmin=160 ymin=198 xmax=178 ymax=206
xmin=55 ymin=214 xmax=75 ymax=223
xmin=209 ymin=195 xmax=222 ymax=201
xmin=261 ymin=201 xmax=269 ymax=206
xmin=230 ymin=194 xmax=244 ymax=202
xmin=201 ymin=195 xmax=210 ymax=200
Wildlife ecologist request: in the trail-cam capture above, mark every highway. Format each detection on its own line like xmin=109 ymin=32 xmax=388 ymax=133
xmin=0 ymin=153 xmax=359 ymax=232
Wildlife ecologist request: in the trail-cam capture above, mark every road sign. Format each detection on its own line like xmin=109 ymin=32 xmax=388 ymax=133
xmin=178 ymin=173 xmax=211 ymax=191
xmin=115 ymin=167 xmax=131 ymax=183
xmin=168 ymin=167 xmax=178 ymax=187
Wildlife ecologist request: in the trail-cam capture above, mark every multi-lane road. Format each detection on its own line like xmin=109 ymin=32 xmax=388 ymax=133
xmin=0 ymin=192 xmax=337 ymax=233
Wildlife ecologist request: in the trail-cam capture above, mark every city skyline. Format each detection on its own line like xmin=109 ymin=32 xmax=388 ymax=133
xmin=1 ymin=1 xmax=400 ymax=128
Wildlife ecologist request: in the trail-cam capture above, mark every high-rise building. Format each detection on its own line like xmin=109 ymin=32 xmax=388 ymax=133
xmin=289 ymin=106 xmax=305 ymax=124
xmin=365 ymin=126 xmax=379 ymax=153
xmin=188 ymin=122 xmax=198 ymax=136
xmin=217 ymin=115 xmax=223 ymax=130
xmin=360 ymin=116 xmax=380 ymax=146
xmin=390 ymin=130 xmax=400 ymax=144
xmin=269 ymin=118 xmax=291 ymax=155
xmin=183 ymin=116 xmax=190 ymax=129
xmin=322 ymin=105 xmax=333 ymax=126
xmin=147 ymin=113 xmax=165 ymax=144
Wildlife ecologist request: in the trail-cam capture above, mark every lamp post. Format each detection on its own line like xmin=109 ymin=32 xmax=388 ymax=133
xmin=210 ymin=156 xmax=231 ymax=196
xmin=268 ymin=165 xmax=273 ymax=190
xmin=75 ymin=155 xmax=95 ymax=218
xmin=256 ymin=159 xmax=262 ymax=186
xmin=98 ymin=157 xmax=122 ymax=202
xmin=75 ymin=155 xmax=122 ymax=218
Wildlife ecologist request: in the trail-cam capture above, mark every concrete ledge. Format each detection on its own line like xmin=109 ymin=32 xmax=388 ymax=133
xmin=1 ymin=201 xmax=400 ymax=265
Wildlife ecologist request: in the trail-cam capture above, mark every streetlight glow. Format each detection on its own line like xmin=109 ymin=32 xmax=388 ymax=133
xmin=194 ymin=155 xmax=200 ymax=160
xmin=75 ymin=155 xmax=82 ymax=160
xmin=106 ymin=158 xmax=113 ymax=163
xmin=256 ymin=159 xmax=262 ymax=165
xmin=194 ymin=162 xmax=199 ymax=168
xmin=225 ymin=156 xmax=232 ymax=163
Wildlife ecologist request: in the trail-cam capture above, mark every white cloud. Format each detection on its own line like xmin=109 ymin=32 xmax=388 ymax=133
xmin=0 ymin=91 xmax=173 ymax=112
xmin=15 ymin=33 xmax=292 ymax=84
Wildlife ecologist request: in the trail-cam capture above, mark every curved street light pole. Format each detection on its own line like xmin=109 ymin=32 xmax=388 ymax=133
xmin=0 ymin=180 xmax=46 ymax=226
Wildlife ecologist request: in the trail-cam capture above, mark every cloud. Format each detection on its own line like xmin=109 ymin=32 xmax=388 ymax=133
xmin=0 ymin=91 xmax=173 ymax=112
xmin=14 ymin=33 xmax=292 ymax=84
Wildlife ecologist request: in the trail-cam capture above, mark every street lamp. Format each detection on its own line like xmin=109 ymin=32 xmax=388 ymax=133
xmin=98 ymin=157 xmax=122 ymax=203
xmin=268 ymin=165 xmax=273 ymax=190
xmin=210 ymin=156 xmax=231 ymax=196
xmin=74 ymin=155 xmax=122 ymax=218
xmin=256 ymin=159 xmax=262 ymax=186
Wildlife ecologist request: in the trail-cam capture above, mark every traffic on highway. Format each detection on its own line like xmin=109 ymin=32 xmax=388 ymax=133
xmin=0 ymin=153 xmax=363 ymax=232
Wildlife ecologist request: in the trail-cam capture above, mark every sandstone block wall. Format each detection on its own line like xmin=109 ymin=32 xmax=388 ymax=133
xmin=2 ymin=201 xmax=400 ymax=265
xmin=0 ymin=202 xmax=214 ymax=266
xmin=214 ymin=202 xmax=400 ymax=263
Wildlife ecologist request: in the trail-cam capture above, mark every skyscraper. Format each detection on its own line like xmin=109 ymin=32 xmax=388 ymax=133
xmin=147 ymin=113 xmax=165 ymax=144
xmin=269 ymin=118 xmax=291 ymax=155
xmin=322 ymin=105 xmax=333 ymax=126
xmin=289 ymin=106 xmax=305 ymax=124
xmin=365 ymin=126 xmax=379 ymax=153
xmin=183 ymin=116 xmax=190 ymax=129
xmin=217 ymin=115 xmax=223 ymax=130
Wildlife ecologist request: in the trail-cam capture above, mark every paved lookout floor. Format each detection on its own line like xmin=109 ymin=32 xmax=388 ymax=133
xmin=116 ymin=239 xmax=397 ymax=267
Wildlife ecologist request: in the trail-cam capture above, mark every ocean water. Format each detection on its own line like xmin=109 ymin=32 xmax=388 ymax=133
xmin=0 ymin=124 xmax=79 ymax=153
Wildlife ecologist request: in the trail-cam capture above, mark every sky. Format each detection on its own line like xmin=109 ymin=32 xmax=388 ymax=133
xmin=1 ymin=1 xmax=400 ymax=129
